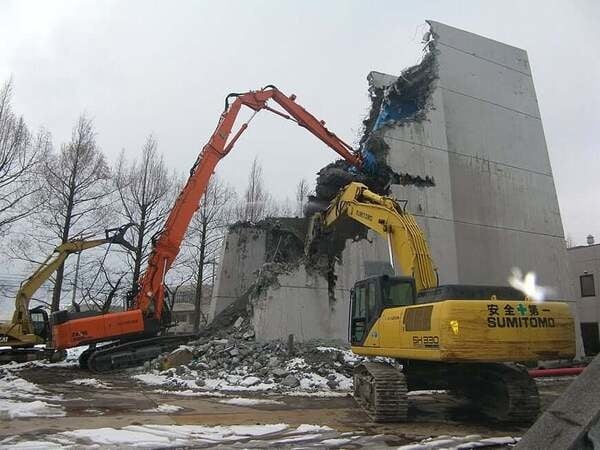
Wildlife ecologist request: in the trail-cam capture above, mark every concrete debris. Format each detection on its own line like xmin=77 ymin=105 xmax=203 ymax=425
xmin=160 ymin=347 xmax=193 ymax=370
xmin=281 ymin=375 xmax=300 ymax=388
xmin=233 ymin=317 xmax=244 ymax=329
xmin=516 ymin=353 xmax=600 ymax=450
xmin=139 ymin=335 xmax=363 ymax=395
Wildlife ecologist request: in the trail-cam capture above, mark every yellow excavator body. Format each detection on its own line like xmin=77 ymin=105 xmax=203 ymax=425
xmin=354 ymin=299 xmax=575 ymax=362
xmin=309 ymin=181 xmax=576 ymax=423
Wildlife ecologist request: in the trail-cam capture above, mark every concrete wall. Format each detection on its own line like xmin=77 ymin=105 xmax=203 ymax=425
xmin=253 ymin=266 xmax=348 ymax=342
xmin=381 ymin=21 xmax=572 ymax=295
xmin=212 ymin=21 xmax=582 ymax=351
xmin=253 ymin=231 xmax=392 ymax=342
xmin=377 ymin=21 xmax=581 ymax=351
xmin=208 ymin=227 xmax=267 ymax=321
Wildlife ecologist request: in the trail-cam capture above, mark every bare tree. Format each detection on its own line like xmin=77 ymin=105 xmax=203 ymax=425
xmin=272 ymin=197 xmax=295 ymax=218
xmin=41 ymin=115 xmax=111 ymax=311
xmin=0 ymin=79 xmax=49 ymax=234
xmin=184 ymin=176 xmax=234 ymax=331
xmin=295 ymin=178 xmax=310 ymax=216
xmin=236 ymin=156 xmax=275 ymax=222
xmin=114 ymin=135 xmax=176 ymax=305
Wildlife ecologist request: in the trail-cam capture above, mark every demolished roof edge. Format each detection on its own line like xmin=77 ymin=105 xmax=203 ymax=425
xmin=425 ymin=19 xmax=528 ymax=54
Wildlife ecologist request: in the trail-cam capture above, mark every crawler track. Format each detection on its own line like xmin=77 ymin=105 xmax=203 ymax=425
xmin=83 ymin=333 xmax=197 ymax=372
xmin=353 ymin=362 xmax=408 ymax=422
xmin=0 ymin=348 xmax=66 ymax=364
xmin=354 ymin=361 xmax=540 ymax=424
xmin=459 ymin=363 xmax=540 ymax=423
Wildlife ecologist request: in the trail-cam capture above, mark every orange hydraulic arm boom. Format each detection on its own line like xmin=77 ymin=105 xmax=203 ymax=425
xmin=135 ymin=85 xmax=363 ymax=321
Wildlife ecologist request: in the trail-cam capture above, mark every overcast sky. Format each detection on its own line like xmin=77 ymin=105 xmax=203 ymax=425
xmin=0 ymin=0 xmax=598 ymax=245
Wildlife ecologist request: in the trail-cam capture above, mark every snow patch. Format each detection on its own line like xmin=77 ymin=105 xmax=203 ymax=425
xmin=132 ymin=373 xmax=168 ymax=386
xmin=68 ymin=378 xmax=112 ymax=389
xmin=398 ymin=434 xmax=520 ymax=449
xmin=0 ymin=399 xmax=66 ymax=419
xmin=153 ymin=389 xmax=225 ymax=397
xmin=407 ymin=389 xmax=447 ymax=396
xmin=219 ymin=397 xmax=284 ymax=406
xmin=142 ymin=404 xmax=183 ymax=413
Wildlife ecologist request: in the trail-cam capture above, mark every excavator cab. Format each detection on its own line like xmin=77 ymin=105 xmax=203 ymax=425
xmin=349 ymin=275 xmax=416 ymax=345
xmin=29 ymin=307 xmax=51 ymax=341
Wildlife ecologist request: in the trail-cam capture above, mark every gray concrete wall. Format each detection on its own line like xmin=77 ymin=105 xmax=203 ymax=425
xmin=253 ymin=266 xmax=348 ymax=342
xmin=212 ymin=21 xmax=583 ymax=351
xmin=253 ymin=231 xmax=392 ymax=342
xmin=207 ymin=227 xmax=267 ymax=321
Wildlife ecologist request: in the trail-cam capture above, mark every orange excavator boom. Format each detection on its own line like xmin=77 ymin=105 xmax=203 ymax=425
xmin=134 ymin=86 xmax=362 ymax=321
xmin=51 ymin=86 xmax=364 ymax=365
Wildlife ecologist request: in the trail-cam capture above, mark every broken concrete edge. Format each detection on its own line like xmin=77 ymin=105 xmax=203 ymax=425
xmin=208 ymin=21 xmax=444 ymax=334
xmin=312 ymin=21 xmax=438 ymax=210
xmin=515 ymin=353 xmax=600 ymax=449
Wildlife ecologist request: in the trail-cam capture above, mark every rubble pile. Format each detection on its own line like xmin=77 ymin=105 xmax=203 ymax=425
xmin=136 ymin=320 xmax=364 ymax=395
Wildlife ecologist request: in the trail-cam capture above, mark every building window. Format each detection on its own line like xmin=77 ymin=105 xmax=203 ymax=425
xmin=581 ymin=323 xmax=600 ymax=356
xmin=580 ymin=274 xmax=596 ymax=297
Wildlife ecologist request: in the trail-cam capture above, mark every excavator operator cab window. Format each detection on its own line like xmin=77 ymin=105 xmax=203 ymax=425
xmin=350 ymin=282 xmax=375 ymax=344
xmin=381 ymin=277 xmax=415 ymax=307
xmin=350 ymin=276 xmax=417 ymax=345
xmin=29 ymin=309 xmax=49 ymax=340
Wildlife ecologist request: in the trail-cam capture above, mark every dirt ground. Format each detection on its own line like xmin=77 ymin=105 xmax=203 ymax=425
xmin=1 ymin=364 xmax=576 ymax=447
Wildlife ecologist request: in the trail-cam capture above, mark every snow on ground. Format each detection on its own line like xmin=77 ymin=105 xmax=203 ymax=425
xmin=407 ymin=390 xmax=448 ymax=396
xmin=284 ymin=390 xmax=348 ymax=397
xmin=152 ymin=388 xmax=226 ymax=397
xmin=316 ymin=346 xmax=361 ymax=364
xmin=397 ymin=434 xmax=520 ymax=449
xmin=0 ymin=399 xmax=66 ymax=419
xmin=68 ymin=378 xmax=112 ymax=389
xmin=299 ymin=371 xmax=352 ymax=391
xmin=0 ymin=371 xmax=49 ymax=400
xmin=1 ymin=423 xmax=342 ymax=448
xmin=0 ymin=367 xmax=66 ymax=419
xmin=219 ymin=397 xmax=284 ymax=406
xmin=142 ymin=404 xmax=184 ymax=413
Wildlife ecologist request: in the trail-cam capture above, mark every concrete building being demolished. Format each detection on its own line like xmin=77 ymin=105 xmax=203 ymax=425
xmin=208 ymin=20 xmax=581 ymax=349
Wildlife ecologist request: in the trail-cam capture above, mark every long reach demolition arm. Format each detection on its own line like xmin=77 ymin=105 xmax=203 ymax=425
xmin=51 ymin=86 xmax=365 ymax=362
xmin=134 ymin=86 xmax=363 ymax=320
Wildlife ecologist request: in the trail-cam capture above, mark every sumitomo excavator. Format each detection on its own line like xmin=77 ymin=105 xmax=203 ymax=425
xmin=306 ymin=182 xmax=575 ymax=423
xmin=0 ymin=224 xmax=134 ymax=363
xmin=50 ymin=86 xmax=373 ymax=372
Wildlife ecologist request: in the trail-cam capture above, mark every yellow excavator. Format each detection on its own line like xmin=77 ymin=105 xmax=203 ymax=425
xmin=0 ymin=224 xmax=134 ymax=363
xmin=307 ymin=182 xmax=575 ymax=423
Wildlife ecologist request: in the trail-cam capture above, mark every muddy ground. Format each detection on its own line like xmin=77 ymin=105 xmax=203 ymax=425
xmin=1 ymin=364 xmax=575 ymax=448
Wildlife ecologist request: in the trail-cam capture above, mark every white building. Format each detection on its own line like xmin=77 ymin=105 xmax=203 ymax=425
xmin=568 ymin=235 xmax=600 ymax=356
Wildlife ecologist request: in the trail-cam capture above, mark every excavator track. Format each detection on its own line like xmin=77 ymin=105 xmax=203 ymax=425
xmin=353 ymin=362 xmax=408 ymax=422
xmin=354 ymin=361 xmax=539 ymax=424
xmin=457 ymin=363 xmax=540 ymax=424
xmin=0 ymin=348 xmax=66 ymax=365
xmin=83 ymin=333 xmax=196 ymax=372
